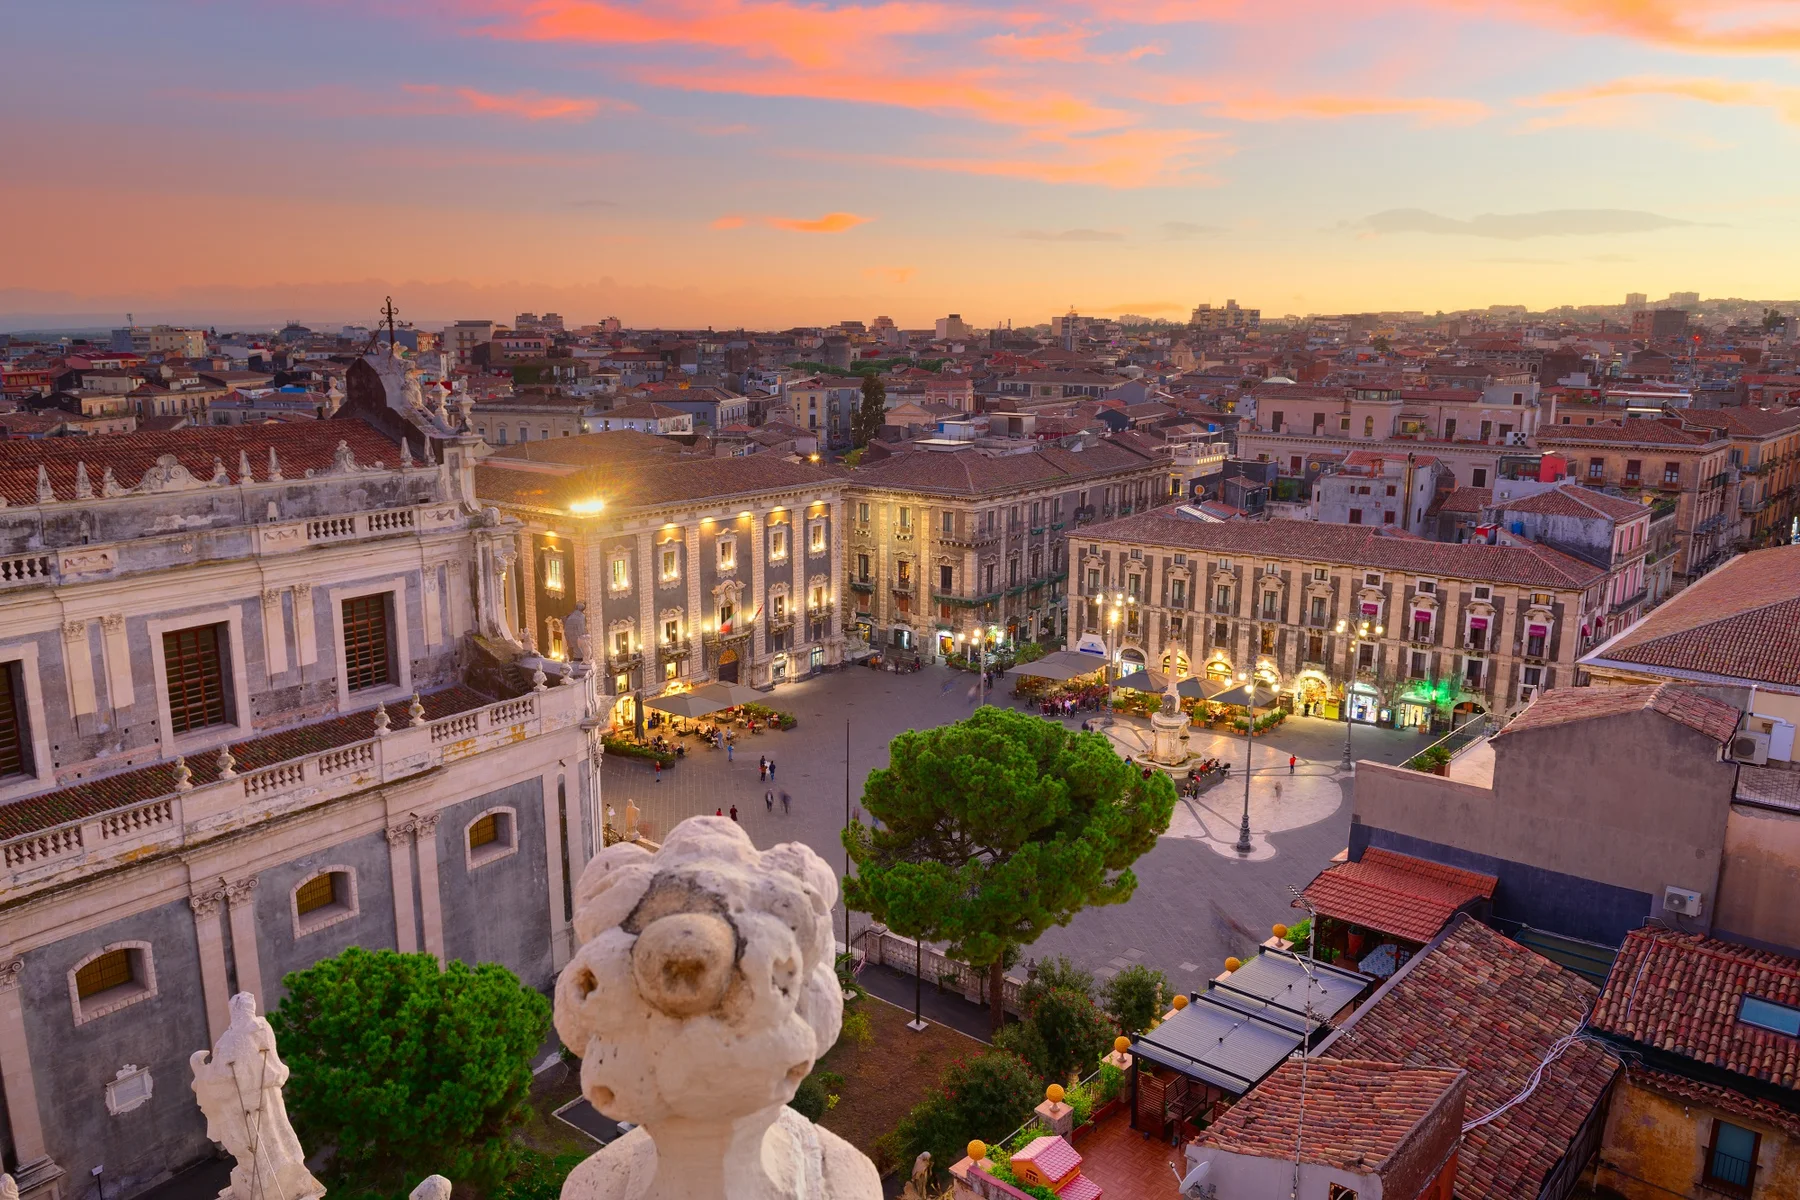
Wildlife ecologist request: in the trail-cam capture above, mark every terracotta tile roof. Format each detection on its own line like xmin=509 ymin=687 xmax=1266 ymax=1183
xmin=1081 ymin=513 xmax=1605 ymax=589
xmin=1678 ymin=407 xmax=1800 ymax=438
xmin=1593 ymin=929 xmax=1800 ymax=1088
xmin=1736 ymin=765 xmax=1800 ymax=814
xmin=0 ymin=685 xmax=493 ymax=841
xmin=1323 ymin=917 xmax=1620 ymax=1200
xmin=1301 ymin=849 xmax=1497 ymax=943
xmin=1499 ymin=484 xmax=1649 ymax=522
xmin=487 ymin=428 xmax=687 ymax=465
xmin=1624 ymin=1066 xmax=1800 ymax=1137
xmin=1198 ymin=1058 xmax=1466 ymax=1174
xmin=1492 ymin=683 xmax=1739 ymax=744
xmin=1587 ymin=545 xmax=1800 ymax=690
xmin=0 ymin=418 xmax=399 ymax=505
xmin=1434 ymin=485 xmax=1492 ymax=514
xmin=846 ymin=438 xmax=1163 ymax=496
xmin=1537 ymin=418 xmax=1726 ymax=449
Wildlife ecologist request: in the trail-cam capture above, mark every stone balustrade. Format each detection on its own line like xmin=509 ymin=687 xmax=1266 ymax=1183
xmin=0 ymin=502 xmax=466 ymax=593
xmin=857 ymin=925 xmax=1025 ymax=1016
xmin=0 ymin=683 xmax=588 ymax=899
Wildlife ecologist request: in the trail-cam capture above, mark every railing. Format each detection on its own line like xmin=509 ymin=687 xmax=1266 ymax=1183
xmin=1 ymin=684 xmax=583 ymax=897
xmin=1610 ymin=589 xmax=1648 ymax=615
xmin=856 ymin=923 xmax=1024 ymax=1016
xmin=0 ymin=553 xmax=53 ymax=587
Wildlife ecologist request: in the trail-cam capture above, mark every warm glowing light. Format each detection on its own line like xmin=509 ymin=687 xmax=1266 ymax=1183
xmin=738 ymin=510 xmax=752 ymax=519
xmin=568 ymin=498 xmax=605 ymax=514
xmin=1335 ymin=620 xmax=1347 ymax=633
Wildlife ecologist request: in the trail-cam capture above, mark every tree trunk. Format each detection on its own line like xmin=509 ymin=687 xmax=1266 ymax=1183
xmin=989 ymin=958 xmax=1007 ymax=1036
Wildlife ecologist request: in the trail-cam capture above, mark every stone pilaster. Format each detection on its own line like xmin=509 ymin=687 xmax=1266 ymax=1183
xmin=413 ymin=812 xmax=445 ymax=963
xmin=260 ymin=588 xmax=289 ymax=677
xmin=61 ymin=619 xmax=96 ymax=718
xmin=685 ymin=523 xmax=703 ymax=680
xmin=189 ymin=885 xmax=231 ymax=1042
xmin=293 ymin=582 xmax=318 ymax=666
xmin=0 ymin=957 xmax=61 ymax=1197
xmin=225 ymin=876 xmax=263 ymax=1006
xmin=749 ymin=512 xmax=766 ymax=678
xmin=100 ymin=612 xmax=133 ymax=709
xmin=386 ymin=821 xmax=419 ymax=954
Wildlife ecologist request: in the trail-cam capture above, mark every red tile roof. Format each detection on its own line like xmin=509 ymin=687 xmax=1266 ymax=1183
xmin=1083 ymin=513 xmax=1605 ymax=589
xmin=1492 ymin=683 xmax=1740 ymax=744
xmin=1499 ymin=484 xmax=1649 ymax=522
xmin=1586 ymin=545 xmax=1800 ymax=690
xmin=1434 ymin=485 xmax=1492 ymax=515
xmin=1323 ymin=917 xmax=1620 ymax=1200
xmin=1537 ymin=418 xmax=1726 ymax=449
xmin=1593 ymin=929 xmax=1800 ymax=1088
xmin=0 ymin=418 xmax=399 ymax=505
xmin=1198 ymin=1058 xmax=1465 ymax=1175
xmin=0 ymin=685 xmax=494 ymax=842
xmin=1301 ymin=849 xmax=1497 ymax=943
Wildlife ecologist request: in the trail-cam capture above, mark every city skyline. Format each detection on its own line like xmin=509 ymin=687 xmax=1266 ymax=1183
xmin=5 ymin=1 xmax=1800 ymax=327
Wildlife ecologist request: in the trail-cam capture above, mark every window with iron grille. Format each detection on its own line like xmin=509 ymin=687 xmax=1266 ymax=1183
xmin=76 ymin=948 xmax=134 ymax=999
xmin=341 ymin=595 xmax=394 ymax=693
xmin=163 ymin=624 xmax=230 ymax=734
xmin=0 ymin=661 xmax=30 ymax=779
xmin=469 ymin=812 xmax=500 ymax=849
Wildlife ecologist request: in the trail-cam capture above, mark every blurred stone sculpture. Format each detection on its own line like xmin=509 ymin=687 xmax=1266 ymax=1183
xmin=555 ymin=816 xmax=880 ymax=1199
xmin=190 ymin=993 xmax=325 ymax=1200
xmin=2 ymin=1172 xmax=19 ymax=1200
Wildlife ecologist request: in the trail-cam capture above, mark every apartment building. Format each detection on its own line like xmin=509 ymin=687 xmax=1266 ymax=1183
xmin=1071 ymin=514 xmax=1604 ymax=730
xmin=845 ymin=434 xmax=1171 ymax=657
xmin=442 ymin=319 xmax=498 ymax=367
xmin=475 ymin=432 xmax=846 ymax=718
xmin=782 ymin=376 xmax=862 ymax=445
xmin=1673 ymin=406 xmax=1800 ymax=552
xmin=470 ymin=393 xmax=598 ymax=444
xmin=1240 ymin=378 xmax=1544 ymax=490
xmin=1311 ymin=450 xmax=1452 ymax=532
xmin=0 ymin=405 xmax=596 ymax=1200
xmin=1536 ymin=419 xmax=1733 ymax=580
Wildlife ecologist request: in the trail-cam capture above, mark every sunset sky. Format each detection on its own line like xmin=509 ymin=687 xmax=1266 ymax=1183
xmin=5 ymin=1 xmax=1800 ymax=329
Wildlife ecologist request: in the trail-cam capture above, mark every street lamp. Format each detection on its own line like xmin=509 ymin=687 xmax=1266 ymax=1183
xmin=1235 ymin=671 xmax=1255 ymax=856
xmin=1105 ymin=602 xmax=1123 ymax=714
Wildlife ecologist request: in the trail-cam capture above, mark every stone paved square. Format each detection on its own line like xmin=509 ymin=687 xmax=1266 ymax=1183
xmin=605 ymin=662 xmax=1433 ymax=993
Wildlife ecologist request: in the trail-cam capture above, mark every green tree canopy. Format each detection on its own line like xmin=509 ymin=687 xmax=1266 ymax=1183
xmin=270 ymin=947 xmax=551 ymax=1194
xmin=1102 ymin=963 xmax=1169 ymax=1036
xmin=997 ymin=985 xmax=1116 ymax=1086
xmin=852 ymin=373 xmax=886 ymax=448
xmin=844 ymin=707 xmax=1175 ymax=1031
xmin=893 ymin=1052 xmax=1040 ymax=1187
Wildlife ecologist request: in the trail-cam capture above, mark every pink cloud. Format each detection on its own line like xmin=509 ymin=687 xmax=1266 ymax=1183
xmin=863 ymin=266 xmax=917 ymax=283
xmin=1525 ymin=75 xmax=1800 ymax=126
xmin=1152 ymin=83 xmax=1490 ymax=125
xmin=402 ymin=84 xmax=623 ymax=120
xmin=710 ymin=214 xmax=748 ymax=229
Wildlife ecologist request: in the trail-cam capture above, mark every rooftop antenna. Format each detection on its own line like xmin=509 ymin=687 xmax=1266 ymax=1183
xmin=381 ymin=296 xmax=400 ymax=354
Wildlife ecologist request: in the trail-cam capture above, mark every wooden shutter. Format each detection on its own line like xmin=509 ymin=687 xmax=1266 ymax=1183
xmin=76 ymin=948 xmax=134 ymax=998
xmin=0 ymin=663 xmax=28 ymax=778
xmin=342 ymin=594 xmax=392 ymax=692
xmin=164 ymin=625 xmax=228 ymax=734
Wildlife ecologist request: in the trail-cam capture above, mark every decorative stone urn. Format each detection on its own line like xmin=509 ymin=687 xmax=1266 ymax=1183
xmin=554 ymin=817 xmax=881 ymax=1200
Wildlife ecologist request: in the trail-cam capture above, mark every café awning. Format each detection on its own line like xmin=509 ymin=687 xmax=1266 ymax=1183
xmin=1004 ymin=650 xmax=1108 ymax=682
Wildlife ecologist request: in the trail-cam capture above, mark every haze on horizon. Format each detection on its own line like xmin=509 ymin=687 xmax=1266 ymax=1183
xmin=5 ymin=0 xmax=1800 ymax=330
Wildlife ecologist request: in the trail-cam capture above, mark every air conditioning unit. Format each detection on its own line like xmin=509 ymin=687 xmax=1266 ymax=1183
xmin=1664 ymin=886 xmax=1703 ymax=918
xmin=1731 ymin=730 xmax=1771 ymax=765
xmin=1504 ymin=432 xmax=1529 ymax=446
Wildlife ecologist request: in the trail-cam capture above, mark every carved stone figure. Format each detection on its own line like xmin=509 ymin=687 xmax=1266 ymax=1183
xmin=554 ymin=818 xmax=880 ymax=1200
xmin=1 ymin=1172 xmax=18 ymax=1200
xmin=190 ymin=993 xmax=325 ymax=1200
xmin=564 ymin=602 xmax=589 ymax=662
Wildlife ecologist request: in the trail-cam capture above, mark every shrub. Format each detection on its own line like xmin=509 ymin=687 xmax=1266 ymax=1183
xmin=839 ymin=1008 xmax=874 ymax=1048
xmin=1026 ymin=987 xmax=1117 ymax=1085
xmin=789 ymin=1071 xmax=831 ymax=1121
xmin=894 ymin=1052 xmax=1040 ymax=1186
xmin=1021 ymin=955 xmax=1095 ymax=1006
xmin=602 ymin=737 xmax=674 ymax=766
xmin=1102 ymin=964 xmax=1169 ymax=1036
xmin=1064 ymin=1081 xmax=1095 ymax=1127
xmin=493 ymin=1150 xmax=587 ymax=1200
xmin=1095 ymin=1061 xmax=1125 ymax=1105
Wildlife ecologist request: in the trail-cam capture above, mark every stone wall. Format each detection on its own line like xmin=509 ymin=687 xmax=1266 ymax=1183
xmin=435 ymin=777 xmax=556 ymax=991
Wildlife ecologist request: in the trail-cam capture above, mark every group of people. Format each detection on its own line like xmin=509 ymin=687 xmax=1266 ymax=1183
xmin=1024 ymin=681 xmax=1110 ymax=717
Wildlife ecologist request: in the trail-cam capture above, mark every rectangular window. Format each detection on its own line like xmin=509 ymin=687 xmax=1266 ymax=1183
xmin=1358 ymin=642 xmax=1374 ymax=670
xmin=940 ymin=565 xmax=953 ymax=591
xmin=1417 ymin=579 xmax=1436 ymax=593
xmin=719 ymin=539 xmax=736 ymax=570
xmin=468 ymin=812 xmax=500 ymax=849
xmin=1705 ymin=1120 xmax=1758 ymax=1192
xmin=1472 ymin=468 xmax=1488 ymax=487
xmin=857 ymin=502 xmax=870 ymax=526
xmin=1382 ymin=511 xmax=1396 ymax=525
xmin=942 ymin=510 xmax=954 ymax=535
xmin=1663 ymin=462 xmax=1681 ymax=485
xmin=770 ymin=527 xmax=788 ymax=560
xmin=0 ymin=662 xmax=30 ymax=779
xmin=1348 ymin=508 xmax=1363 ymax=524
xmin=1310 ymin=596 xmax=1327 ymax=624
xmin=1127 ymin=574 xmax=1141 ymax=599
xmin=1444 ymin=419 xmax=1456 ymax=440
xmin=1262 ymin=593 xmax=1278 ymax=619
xmin=662 ymin=547 xmax=679 ymax=581
xmin=1589 ymin=458 xmax=1605 ymax=480
xmin=163 ymin=624 xmax=230 ymax=733
xmin=1171 ymin=580 xmax=1186 ymax=607
xmin=544 ymin=554 xmax=566 ymax=594
xmin=341 ymin=595 xmax=394 ymax=693
xmin=1411 ymin=651 xmax=1427 ymax=677
xmin=811 ymin=522 xmax=826 ymax=553
xmin=664 ymin=617 xmax=680 ymax=643
xmin=1739 ymin=995 xmax=1800 ymax=1037
xmin=1465 ymin=657 xmax=1483 ymax=686
xmin=612 ymin=557 xmax=630 ymax=589
xmin=898 ymin=506 xmax=911 ymax=529
xmin=858 ymin=554 xmax=870 ymax=582
xmin=1216 ymin=585 xmax=1231 ymax=611
xmin=1087 ymin=568 xmax=1101 ymax=592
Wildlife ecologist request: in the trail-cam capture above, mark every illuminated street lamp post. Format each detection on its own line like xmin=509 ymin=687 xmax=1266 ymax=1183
xmin=1337 ymin=617 xmax=1383 ymax=770
xmin=1235 ymin=671 xmax=1256 ymax=856
xmin=1105 ymin=594 xmax=1124 ymax=714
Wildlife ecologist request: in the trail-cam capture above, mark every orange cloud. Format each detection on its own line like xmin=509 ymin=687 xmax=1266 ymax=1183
xmin=479 ymin=0 xmax=964 ymax=69
xmin=767 ymin=212 xmax=871 ymax=233
xmin=710 ymin=214 xmax=748 ymax=229
xmin=1451 ymin=0 xmax=1800 ymax=54
xmin=873 ymin=127 xmax=1229 ymax=188
xmin=984 ymin=29 xmax=1163 ymax=63
xmin=402 ymin=84 xmax=617 ymax=120
xmin=863 ymin=266 xmax=917 ymax=283
xmin=1527 ymin=75 xmax=1800 ymax=126
xmin=1150 ymin=81 xmax=1489 ymax=125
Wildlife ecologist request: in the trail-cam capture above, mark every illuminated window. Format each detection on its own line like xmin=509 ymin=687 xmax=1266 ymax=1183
xmin=811 ymin=522 xmax=827 ymax=553
xmin=661 ymin=546 xmax=679 ymax=581
xmin=718 ymin=537 xmax=737 ymax=570
xmin=611 ymin=557 xmax=630 ymax=590
xmin=771 ymin=526 xmax=788 ymax=560
xmin=466 ymin=808 xmax=518 ymax=869
xmin=664 ymin=618 xmax=680 ymax=643
xmin=544 ymin=554 xmax=566 ymax=594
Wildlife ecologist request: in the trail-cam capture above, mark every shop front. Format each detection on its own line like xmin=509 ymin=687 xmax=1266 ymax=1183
xmin=1395 ymin=685 xmax=1435 ymax=733
xmin=1294 ymin=670 xmax=1331 ymax=717
xmin=1346 ymin=682 xmax=1381 ymax=724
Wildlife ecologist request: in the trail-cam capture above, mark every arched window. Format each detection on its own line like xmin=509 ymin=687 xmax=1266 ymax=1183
xmin=69 ymin=942 xmax=156 ymax=1025
xmin=291 ymin=867 xmax=358 ymax=936
xmin=466 ymin=806 xmax=519 ymax=870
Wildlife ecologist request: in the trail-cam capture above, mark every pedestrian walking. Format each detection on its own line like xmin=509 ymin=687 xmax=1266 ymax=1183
xmin=768 ymin=759 xmax=775 ymax=779
xmin=759 ymin=755 xmax=768 ymax=780
xmin=1289 ymin=754 xmax=1297 ymax=773
xmin=654 ymin=760 xmax=662 ymax=784
xmin=780 ymin=790 xmax=790 ymax=813
xmin=765 ymin=790 xmax=774 ymax=812
xmin=715 ymin=807 xmax=723 ymax=817
xmin=727 ymin=742 xmax=734 ymax=763
xmin=730 ymin=805 xmax=739 ymax=822
xmin=1275 ymin=782 xmax=1283 ymax=801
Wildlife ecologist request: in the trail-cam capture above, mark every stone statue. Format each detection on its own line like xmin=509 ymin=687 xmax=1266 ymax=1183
xmin=899 ymin=1153 xmax=932 ymax=1200
xmin=565 ymin=601 xmax=589 ymax=662
xmin=2 ymin=1172 xmax=19 ymax=1200
xmin=1161 ymin=673 xmax=1181 ymax=717
xmin=554 ymin=818 xmax=880 ymax=1200
xmin=190 ymin=993 xmax=325 ymax=1200
xmin=409 ymin=1176 xmax=452 ymax=1200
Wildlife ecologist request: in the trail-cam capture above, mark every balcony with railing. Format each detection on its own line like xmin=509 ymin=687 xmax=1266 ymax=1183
xmin=1 ymin=682 xmax=588 ymax=900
